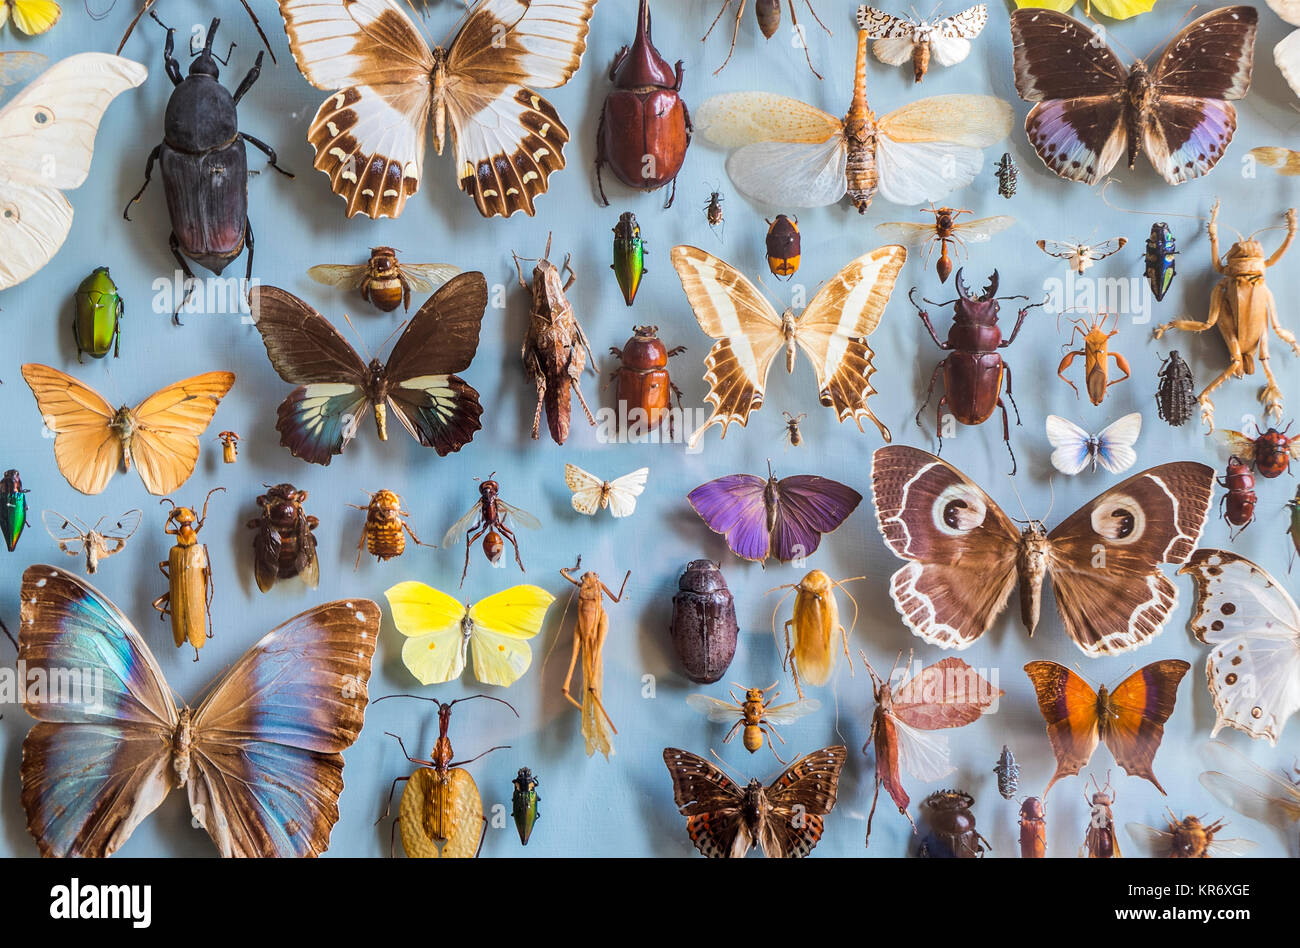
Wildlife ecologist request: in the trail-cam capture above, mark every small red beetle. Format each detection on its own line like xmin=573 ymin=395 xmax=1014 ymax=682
xmin=1224 ymin=422 xmax=1299 ymax=479
xmin=608 ymin=326 xmax=685 ymax=435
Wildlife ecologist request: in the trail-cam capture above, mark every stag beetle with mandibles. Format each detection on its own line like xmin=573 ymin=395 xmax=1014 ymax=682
xmin=124 ymin=16 xmax=292 ymax=323
xmin=911 ymin=270 xmax=1046 ymax=474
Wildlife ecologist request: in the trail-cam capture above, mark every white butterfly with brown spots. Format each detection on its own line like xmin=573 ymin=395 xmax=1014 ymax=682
xmin=564 ymin=464 xmax=648 ymax=518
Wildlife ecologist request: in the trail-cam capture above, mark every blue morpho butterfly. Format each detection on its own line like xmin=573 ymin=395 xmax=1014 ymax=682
xmin=17 ymin=565 xmax=379 ymax=857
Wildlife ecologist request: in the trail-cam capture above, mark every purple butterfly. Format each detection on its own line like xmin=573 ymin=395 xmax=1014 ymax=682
xmin=688 ymin=463 xmax=862 ymax=563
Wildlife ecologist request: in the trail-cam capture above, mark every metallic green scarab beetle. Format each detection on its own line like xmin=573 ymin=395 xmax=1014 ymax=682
xmin=1 ymin=469 xmax=29 ymax=553
xmin=73 ymin=266 xmax=123 ymax=362
xmin=511 ymin=767 xmax=541 ymax=846
xmin=611 ymin=212 xmax=646 ymax=307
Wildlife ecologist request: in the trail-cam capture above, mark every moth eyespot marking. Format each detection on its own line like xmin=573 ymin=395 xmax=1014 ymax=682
xmin=1089 ymin=494 xmax=1144 ymax=545
xmin=32 ymin=107 xmax=53 ymax=125
xmin=931 ymin=484 xmax=987 ymax=535
xmin=1220 ymin=601 xmax=1237 ymax=616
xmin=1251 ymin=707 xmax=1262 ymax=718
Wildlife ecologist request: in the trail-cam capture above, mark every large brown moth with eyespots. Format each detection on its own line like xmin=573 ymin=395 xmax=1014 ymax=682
xmin=871 ymin=446 xmax=1214 ymax=656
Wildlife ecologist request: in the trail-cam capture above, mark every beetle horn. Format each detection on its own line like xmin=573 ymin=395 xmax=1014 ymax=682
xmin=954 ymin=269 xmax=971 ymax=301
xmin=983 ymin=270 xmax=999 ymax=299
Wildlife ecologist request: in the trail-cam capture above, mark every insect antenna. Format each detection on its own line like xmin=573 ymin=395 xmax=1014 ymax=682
xmin=1098 ymin=180 xmax=1202 ymax=221
xmin=0 ymin=617 xmax=15 ymax=652
xmin=1136 ymin=6 xmax=1198 ymax=64
xmin=708 ymin=747 xmax=745 ymax=784
xmin=83 ymin=0 xmax=113 ymax=20
xmin=198 ymin=486 xmax=226 ymax=525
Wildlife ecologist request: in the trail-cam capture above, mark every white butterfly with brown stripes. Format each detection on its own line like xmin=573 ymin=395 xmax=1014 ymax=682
xmin=276 ymin=0 xmax=596 ymax=219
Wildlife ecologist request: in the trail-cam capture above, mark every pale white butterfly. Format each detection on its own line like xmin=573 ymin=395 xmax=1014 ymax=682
xmin=1045 ymin=412 xmax=1141 ymax=475
xmin=1266 ymin=0 xmax=1300 ymax=99
xmin=564 ymin=465 xmax=649 ymax=518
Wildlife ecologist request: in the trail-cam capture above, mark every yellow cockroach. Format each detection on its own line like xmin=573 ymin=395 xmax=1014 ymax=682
xmin=768 ymin=570 xmax=863 ymax=698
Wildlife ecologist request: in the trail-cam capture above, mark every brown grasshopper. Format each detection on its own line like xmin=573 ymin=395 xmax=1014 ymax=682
xmin=1154 ymin=200 xmax=1299 ymax=432
xmin=559 ymin=555 xmax=630 ymax=761
xmin=514 ymin=235 xmax=597 ymax=445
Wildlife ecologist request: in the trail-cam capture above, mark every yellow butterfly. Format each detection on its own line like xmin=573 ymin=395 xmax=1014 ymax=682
xmin=21 ymin=364 xmax=235 ymax=496
xmin=1014 ymin=0 xmax=1155 ymax=20
xmin=1 ymin=0 xmax=61 ymax=35
xmin=386 ymin=582 xmax=555 ymax=688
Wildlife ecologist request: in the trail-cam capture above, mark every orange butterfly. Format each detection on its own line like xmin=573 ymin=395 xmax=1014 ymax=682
xmin=21 ymin=364 xmax=234 ymax=496
xmin=1024 ymin=659 xmax=1190 ymax=798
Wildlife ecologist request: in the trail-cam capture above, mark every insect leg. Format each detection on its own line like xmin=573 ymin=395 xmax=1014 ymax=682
xmin=786 ymin=0 xmax=824 ymax=80
xmin=1056 ymin=350 xmax=1083 ymax=398
xmin=241 ymin=133 xmax=294 ymax=178
xmin=167 ymin=233 xmax=198 ymax=325
xmin=123 ymin=145 xmax=162 ymax=220
xmin=915 ymin=360 xmax=943 ymax=429
xmin=996 ymin=398 xmax=1017 ymax=476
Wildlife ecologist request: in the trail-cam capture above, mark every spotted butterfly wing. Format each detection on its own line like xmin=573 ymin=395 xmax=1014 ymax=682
xmin=278 ymin=0 xmax=594 ymax=219
xmin=1011 ymin=6 xmax=1257 ymax=185
xmin=761 ymin=745 xmax=848 ymax=858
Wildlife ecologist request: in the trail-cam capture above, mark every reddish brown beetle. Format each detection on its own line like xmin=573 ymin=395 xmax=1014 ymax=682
xmin=596 ymin=0 xmax=692 ymax=209
xmin=1224 ymin=423 xmax=1299 ymax=479
xmin=1218 ymin=456 xmax=1258 ymax=538
xmin=912 ymin=269 xmax=1046 ymax=474
xmin=608 ymin=326 xmax=685 ymax=435
xmin=1019 ymin=797 xmax=1046 ymax=858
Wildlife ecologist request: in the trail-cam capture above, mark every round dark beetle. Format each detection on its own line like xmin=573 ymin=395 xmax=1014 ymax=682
xmin=669 ymin=559 xmax=739 ymax=683
xmin=917 ymin=789 xmax=989 ymax=858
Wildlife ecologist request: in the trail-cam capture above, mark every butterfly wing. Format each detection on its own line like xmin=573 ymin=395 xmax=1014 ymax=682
xmin=857 ymin=8 xmax=918 ymax=66
xmin=1010 ymin=9 xmax=1128 ymax=184
xmin=1144 ymin=7 xmax=1257 ymax=184
xmin=1277 ymin=29 xmax=1300 ymax=98
xmin=41 ymin=510 xmax=87 ymax=559
xmin=187 ymin=599 xmax=380 ymax=857
xmin=793 ymin=245 xmax=906 ymax=439
xmin=18 ymin=565 xmax=178 ymax=857
xmin=249 ymin=285 xmax=371 ymax=464
xmin=872 ymin=445 xmax=1021 ymax=649
xmin=1201 ymin=739 xmax=1300 ymax=832
xmin=1024 ymin=660 xmax=1101 ymax=796
xmin=467 ymin=584 xmax=555 ymax=687
xmin=687 ymin=474 xmax=771 ymax=562
xmin=20 ymin=363 xmax=122 ymax=495
xmin=1102 ymin=660 xmax=1191 ymax=794
xmin=1045 ymin=462 xmax=1214 ymax=655
xmin=129 ymin=372 xmax=236 ymax=495
xmin=769 ymin=475 xmax=863 ymax=562
xmin=382 ymin=271 xmax=486 ymax=454
xmin=1046 ymin=414 xmax=1094 ymax=475
xmin=1181 ymin=550 xmax=1300 ymax=746
xmin=662 ymin=747 xmax=749 ymax=858
xmin=875 ymin=95 xmax=1014 ymax=205
xmin=1093 ymin=412 xmax=1142 ymax=474
xmin=670 ymin=246 xmax=785 ymax=448
xmin=564 ymin=463 xmax=607 ymax=515
xmin=385 ymin=581 xmax=469 ymax=686
xmin=893 ymin=719 xmax=955 ymax=782
xmin=605 ymin=468 xmax=649 ymax=518
xmin=763 ymin=745 xmax=847 ymax=858
xmin=8 ymin=0 xmax=61 ymax=34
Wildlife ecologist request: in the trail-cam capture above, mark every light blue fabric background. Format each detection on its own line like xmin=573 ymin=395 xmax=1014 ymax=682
xmin=0 ymin=0 xmax=1297 ymax=858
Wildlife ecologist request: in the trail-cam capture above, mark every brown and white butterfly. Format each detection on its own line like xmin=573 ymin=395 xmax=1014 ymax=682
xmin=671 ymin=244 xmax=906 ymax=450
xmin=1010 ymin=6 xmax=1258 ymax=185
xmin=871 ymin=446 xmax=1214 ymax=655
xmin=277 ymin=0 xmax=596 ymax=219
xmin=857 ymin=3 xmax=988 ymax=83
xmin=662 ymin=745 xmax=846 ymax=858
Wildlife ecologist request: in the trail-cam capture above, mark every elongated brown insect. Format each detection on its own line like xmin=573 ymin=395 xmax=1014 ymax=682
xmin=559 ymin=556 xmax=630 ymax=760
xmin=152 ymin=487 xmax=223 ymax=661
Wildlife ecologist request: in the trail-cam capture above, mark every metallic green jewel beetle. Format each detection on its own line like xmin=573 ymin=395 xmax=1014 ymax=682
xmin=1288 ymin=486 xmax=1300 ymax=573
xmin=511 ymin=767 xmax=541 ymax=845
xmin=73 ymin=267 xmax=123 ymax=362
xmin=611 ymin=212 xmax=646 ymax=306
xmin=1 ymin=469 xmax=29 ymax=552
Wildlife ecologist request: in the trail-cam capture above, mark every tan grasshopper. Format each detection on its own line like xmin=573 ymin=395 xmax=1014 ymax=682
xmin=559 ymin=556 xmax=630 ymax=760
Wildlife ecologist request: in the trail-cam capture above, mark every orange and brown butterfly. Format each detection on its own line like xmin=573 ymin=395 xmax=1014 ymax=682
xmin=662 ymin=746 xmax=846 ymax=858
xmin=871 ymin=446 xmax=1215 ymax=656
xmin=1024 ymin=659 xmax=1191 ymax=798
xmin=277 ymin=0 xmax=596 ymax=220
xmin=20 ymin=364 xmax=234 ymax=496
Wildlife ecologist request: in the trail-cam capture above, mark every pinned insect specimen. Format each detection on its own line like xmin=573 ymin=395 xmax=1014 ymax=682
xmin=856 ymin=3 xmax=988 ymax=83
xmin=686 ymin=682 xmax=820 ymax=763
xmin=1082 ymin=774 xmax=1119 ymax=858
xmin=1155 ymin=350 xmax=1195 ymax=426
xmin=690 ymin=465 xmax=862 ymax=565
xmin=1288 ymin=487 xmax=1300 ymax=570
xmin=377 ymin=694 xmax=517 ymax=858
xmin=1127 ymin=813 xmax=1257 ymax=858
xmin=764 ymin=214 xmax=801 ymax=279
xmin=1249 ymin=146 xmax=1300 ymax=175
xmin=876 ymin=206 xmax=1014 ymax=283
xmin=217 ymin=430 xmax=239 ymax=463
xmin=1216 ymin=457 xmax=1258 ymax=537
xmin=1146 ymin=223 xmax=1177 ymax=301
xmin=695 ymin=30 xmax=1012 ymax=213
xmin=862 ymin=653 xmax=1002 ymax=847
xmin=1039 ymin=238 xmax=1127 ymax=275
xmin=248 ymin=483 xmax=319 ymax=592
xmin=351 ymin=489 xmax=431 ymax=568
xmin=516 ymin=236 xmax=597 ymax=445
xmin=1 ymin=470 xmax=29 ymax=552
xmin=917 ymin=789 xmax=989 ymax=858
xmin=1154 ymin=200 xmax=1298 ymax=431
xmin=153 ymin=487 xmax=223 ymax=661
xmin=669 ymin=559 xmax=739 ymax=684
xmin=994 ymin=745 xmax=1019 ymax=800
xmin=874 ymin=447 xmax=1215 ymax=654
xmin=783 ymin=411 xmax=806 ymax=447
xmin=1024 ymin=660 xmax=1191 ymax=796
xmin=1020 ymin=797 xmax=1046 ymax=857
xmin=1181 ymin=550 xmax=1300 ymax=744
xmin=611 ymin=212 xmax=647 ymax=306
xmin=1057 ymin=312 xmax=1131 ymax=405
xmin=1200 ymin=739 xmax=1300 ymax=850
xmin=995 ymin=152 xmax=1017 ymax=198
xmin=769 ymin=570 xmax=861 ymax=697
xmin=564 ymin=465 xmax=648 ymax=518
xmin=911 ymin=270 xmax=1047 ymax=473
xmin=705 ymin=188 xmax=725 ymax=232
xmin=1222 ymin=423 xmax=1299 ymax=479
xmin=559 ymin=556 xmax=630 ymax=760
xmin=73 ymin=266 xmax=123 ymax=361
xmin=662 ymin=745 xmax=846 ymax=857
xmin=42 ymin=509 xmax=142 ymax=574
xmin=1046 ymin=412 xmax=1142 ymax=476
xmin=442 ymin=475 xmax=541 ymax=586
xmin=607 ymin=325 xmax=686 ymax=436
xmin=512 ymin=768 xmax=541 ymax=846
xmin=702 ymin=0 xmax=831 ymax=78
xmin=308 ymin=248 xmax=459 ymax=313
